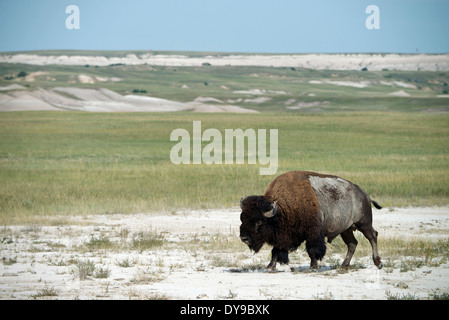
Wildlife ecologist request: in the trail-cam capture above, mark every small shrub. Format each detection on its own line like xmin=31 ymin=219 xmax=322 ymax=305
xmin=116 ymin=258 xmax=133 ymax=268
xmin=429 ymin=292 xmax=449 ymax=300
xmin=94 ymin=266 xmax=110 ymax=278
xmin=76 ymin=259 xmax=95 ymax=280
xmin=132 ymin=89 xmax=147 ymax=93
xmin=85 ymin=235 xmax=113 ymax=250
xmin=132 ymin=231 xmax=165 ymax=252
xmin=386 ymin=290 xmax=420 ymax=300
xmin=2 ymin=257 xmax=17 ymax=265
xmin=31 ymin=286 xmax=58 ymax=299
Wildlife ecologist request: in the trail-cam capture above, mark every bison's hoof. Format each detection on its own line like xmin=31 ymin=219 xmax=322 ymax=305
xmin=374 ymin=256 xmax=382 ymax=269
xmin=310 ymin=266 xmax=318 ymax=272
xmin=310 ymin=263 xmax=318 ymax=270
xmin=266 ymin=264 xmax=276 ymax=272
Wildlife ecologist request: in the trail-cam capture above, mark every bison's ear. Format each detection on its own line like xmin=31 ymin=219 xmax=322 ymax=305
xmin=257 ymin=197 xmax=277 ymax=218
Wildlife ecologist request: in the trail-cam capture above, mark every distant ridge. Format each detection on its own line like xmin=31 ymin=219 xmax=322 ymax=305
xmin=1 ymin=51 xmax=448 ymax=71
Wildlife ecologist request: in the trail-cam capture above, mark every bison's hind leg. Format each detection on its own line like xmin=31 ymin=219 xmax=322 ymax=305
xmin=358 ymin=225 xmax=382 ymax=269
xmin=340 ymin=228 xmax=358 ymax=268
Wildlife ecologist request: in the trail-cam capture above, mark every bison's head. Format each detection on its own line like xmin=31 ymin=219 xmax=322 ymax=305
xmin=239 ymin=196 xmax=277 ymax=253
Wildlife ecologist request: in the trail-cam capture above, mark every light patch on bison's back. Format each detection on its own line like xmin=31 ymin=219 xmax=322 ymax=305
xmin=308 ymin=176 xmax=364 ymax=238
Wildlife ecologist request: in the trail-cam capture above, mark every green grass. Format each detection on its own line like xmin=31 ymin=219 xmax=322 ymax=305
xmin=0 ymin=111 xmax=448 ymax=223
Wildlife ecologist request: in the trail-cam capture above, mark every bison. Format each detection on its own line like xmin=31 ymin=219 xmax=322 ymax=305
xmin=239 ymin=171 xmax=382 ymax=270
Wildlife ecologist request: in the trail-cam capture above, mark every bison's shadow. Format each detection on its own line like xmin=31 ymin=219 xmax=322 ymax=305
xmin=290 ymin=265 xmax=334 ymax=273
xmin=226 ymin=263 xmax=368 ymax=273
xmin=226 ymin=265 xmax=335 ymax=274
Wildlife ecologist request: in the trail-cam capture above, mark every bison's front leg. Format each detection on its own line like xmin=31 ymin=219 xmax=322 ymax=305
xmin=305 ymin=232 xmax=326 ymax=270
xmin=267 ymin=247 xmax=289 ymax=270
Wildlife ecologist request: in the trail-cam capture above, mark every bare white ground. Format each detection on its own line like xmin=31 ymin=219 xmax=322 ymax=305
xmin=1 ymin=207 xmax=448 ymax=300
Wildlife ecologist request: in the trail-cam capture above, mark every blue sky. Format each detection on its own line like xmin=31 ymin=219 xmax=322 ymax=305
xmin=0 ymin=0 xmax=448 ymax=53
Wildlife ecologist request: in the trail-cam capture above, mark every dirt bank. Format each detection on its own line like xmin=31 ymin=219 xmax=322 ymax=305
xmin=0 ymin=86 xmax=258 ymax=113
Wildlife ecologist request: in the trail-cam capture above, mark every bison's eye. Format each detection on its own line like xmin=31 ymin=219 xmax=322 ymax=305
xmin=255 ymin=220 xmax=263 ymax=230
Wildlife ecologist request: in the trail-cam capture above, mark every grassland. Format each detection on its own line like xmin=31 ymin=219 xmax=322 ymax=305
xmin=0 ymin=111 xmax=448 ymax=224
xmin=0 ymin=53 xmax=449 ymax=223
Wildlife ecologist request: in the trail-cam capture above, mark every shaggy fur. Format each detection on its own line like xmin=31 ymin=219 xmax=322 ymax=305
xmin=239 ymin=171 xmax=382 ymax=270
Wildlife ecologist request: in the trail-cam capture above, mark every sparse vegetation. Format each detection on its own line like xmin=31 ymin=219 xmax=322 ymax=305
xmin=85 ymin=235 xmax=113 ymax=250
xmin=131 ymin=267 xmax=166 ymax=284
xmin=76 ymin=259 xmax=96 ymax=280
xmin=74 ymin=259 xmax=111 ymax=280
xmin=131 ymin=231 xmax=165 ymax=252
xmin=94 ymin=266 xmax=111 ymax=278
xmin=1 ymin=212 xmax=448 ymax=299
xmin=31 ymin=286 xmax=59 ymax=299
xmin=2 ymin=257 xmax=17 ymax=265
xmin=116 ymin=257 xmax=133 ymax=268
xmin=386 ymin=291 xmax=420 ymax=300
xmin=429 ymin=291 xmax=449 ymax=300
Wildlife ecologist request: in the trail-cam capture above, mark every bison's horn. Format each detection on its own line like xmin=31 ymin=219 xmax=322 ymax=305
xmin=263 ymin=201 xmax=277 ymax=218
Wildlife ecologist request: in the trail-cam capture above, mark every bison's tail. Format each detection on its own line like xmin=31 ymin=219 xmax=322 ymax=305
xmin=371 ymin=200 xmax=382 ymax=210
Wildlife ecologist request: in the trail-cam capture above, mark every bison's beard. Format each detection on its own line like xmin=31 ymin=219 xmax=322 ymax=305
xmin=247 ymin=239 xmax=265 ymax=253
